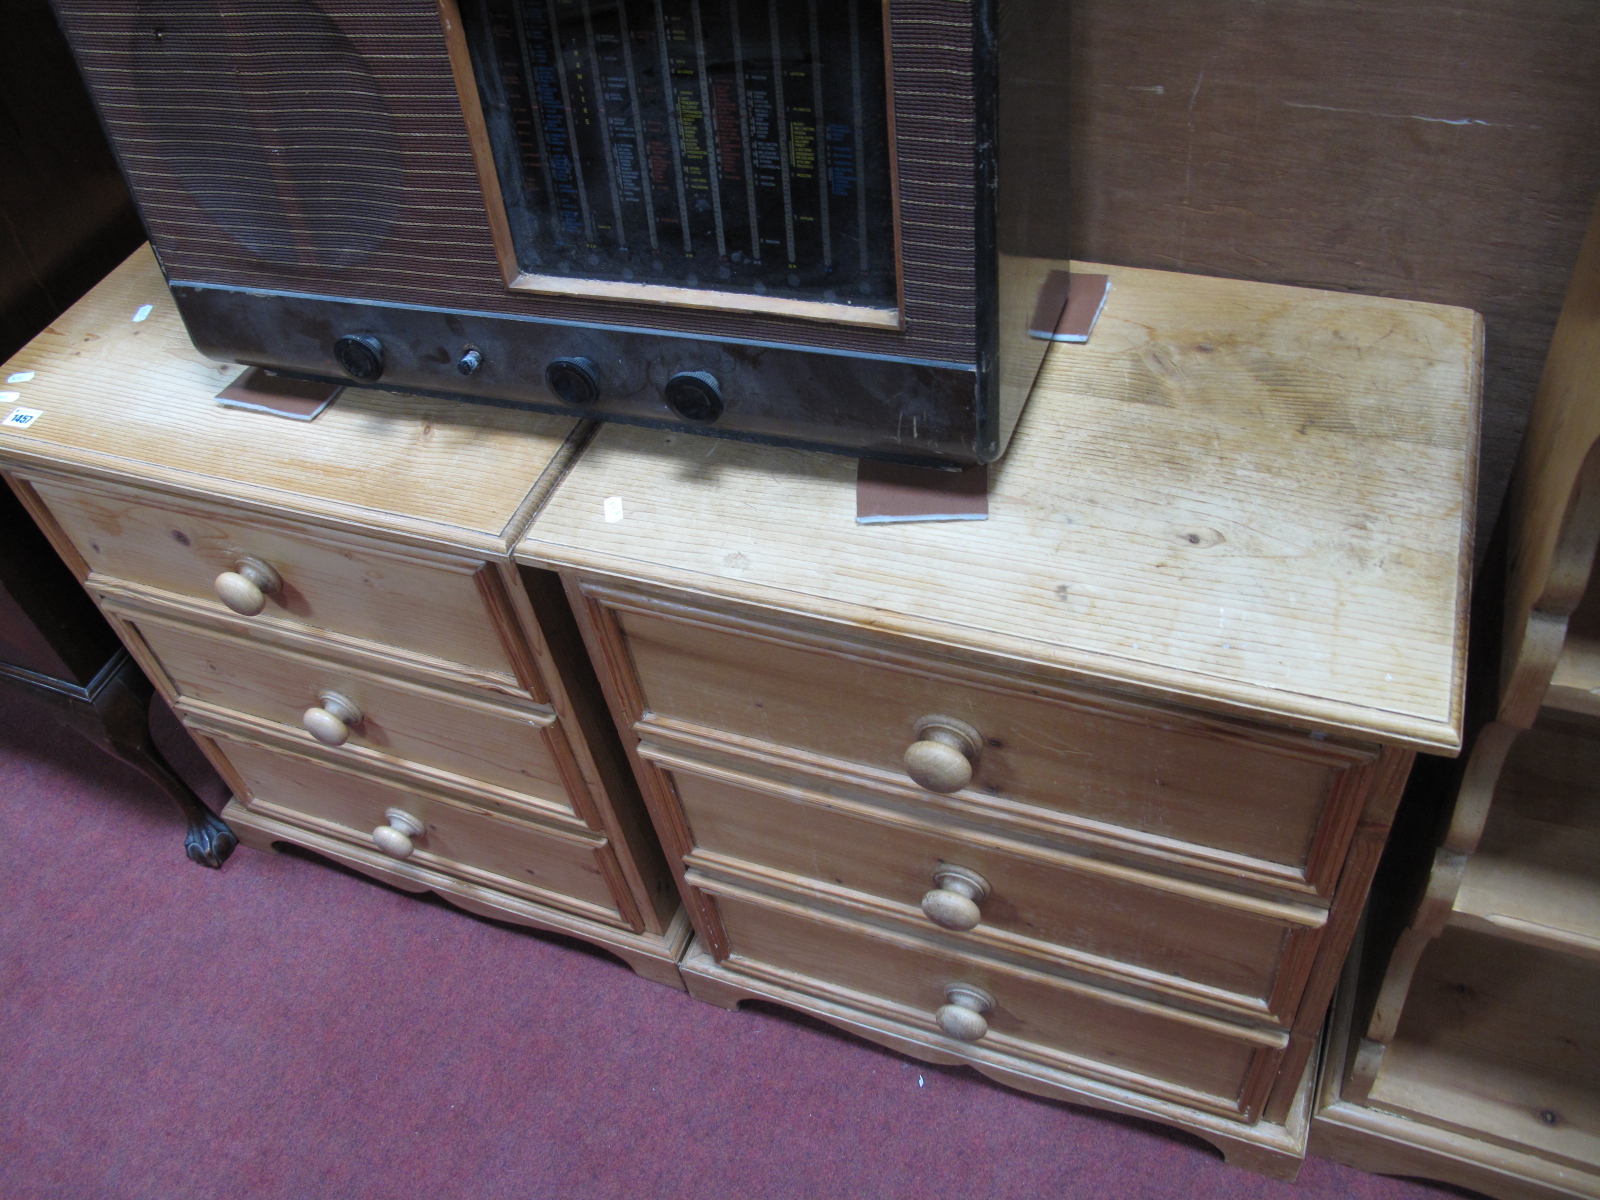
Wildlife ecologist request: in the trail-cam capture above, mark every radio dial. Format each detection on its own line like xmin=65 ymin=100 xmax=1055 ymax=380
xmin=545 ymin=357 xmax=600 ymax=405
xmin=664 ymin=371 xmax=723 ymax=423
xmin=333 ymin=334 xmax=384 ymax=382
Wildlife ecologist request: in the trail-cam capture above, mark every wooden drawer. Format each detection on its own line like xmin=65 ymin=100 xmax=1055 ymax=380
xmin=702 ymin=880 xmax=1285 ymax=1120
xmin=125 ymin=610 xmax=585 ymax=825
xmin=30 ymin=477 xmax=534 ymax=689
xmin=601 ymin=594 xmax=1379 ymax=894
xmin=216 ymin=736 xmax=626 ymax=926
xmin=650 ymin=745 xmax=1323 ymax=1025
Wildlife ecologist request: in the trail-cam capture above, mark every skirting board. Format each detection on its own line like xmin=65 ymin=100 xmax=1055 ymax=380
xmin=678 ymin=937 xmax=1313 ymax=1181
xmin=222 ymin=798 xmax=691 ymax=990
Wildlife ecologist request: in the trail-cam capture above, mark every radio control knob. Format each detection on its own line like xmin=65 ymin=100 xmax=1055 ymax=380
xmin=545 ymin=357 xmax=600 ymax=405
xmin=457 ymin=348 xmax=483 ymax=376
xmin=664 ymin=371 xmax=723 ymax=423
xmin=333 ymin=334 xmax=384 ymax=382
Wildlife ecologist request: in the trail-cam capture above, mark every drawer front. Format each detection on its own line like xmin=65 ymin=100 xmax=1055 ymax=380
xmin=218 ymin=737 xmax=622 ymax=923
xmin=130 ymin=612 xmax=581 ymax=820
xmin=705 ymin=884 xmax=1279 ymax=1118
xmin=34 ymin=478 xmax=527 ymax=685
xmin=657 ymin=751 xmax=1319 ymax=1024
xmin=607 ymin=599 xmax=1377 ymax=891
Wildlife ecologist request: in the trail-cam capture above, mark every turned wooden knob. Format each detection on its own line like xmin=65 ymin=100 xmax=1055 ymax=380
xmin=936 ymin=983 xmax=995 ymax=1042
xmin=371 ymin=808 xmax=425 ymax=859
xmin=302 ymin=692 xmax=362 ymax=747
xmin=904 ymin=715 xmax=982 ymax=793
xmin=921 ymin=864 xmax=990 ymax=931
xmin=214 ymin=556 xmax=281 ymax=616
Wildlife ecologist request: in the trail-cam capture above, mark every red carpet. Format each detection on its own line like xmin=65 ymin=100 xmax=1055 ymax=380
xmin=0 ymin=687 xmax=1477 ymax=1200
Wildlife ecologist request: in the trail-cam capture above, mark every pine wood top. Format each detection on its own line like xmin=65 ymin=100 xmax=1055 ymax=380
xmin=0 ymin=246 xmax=586 ymax=557
xmin=521 ymin=261 xmax=1482 ymax=752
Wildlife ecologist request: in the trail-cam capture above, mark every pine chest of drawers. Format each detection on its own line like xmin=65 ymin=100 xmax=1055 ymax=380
xmin=517 ymin=261 xmax=1483 ymax=1175
xmin=0 ymin=247 xmax=686 ymax=984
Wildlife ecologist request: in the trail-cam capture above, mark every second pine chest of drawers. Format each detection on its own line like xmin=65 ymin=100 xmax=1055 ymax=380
xmin=517 ymin=260 xmax=1483 ymax=1176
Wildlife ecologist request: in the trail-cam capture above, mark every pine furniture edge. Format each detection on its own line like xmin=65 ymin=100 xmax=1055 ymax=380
xmin=514 ymin=556 xmax=1463 ymax=753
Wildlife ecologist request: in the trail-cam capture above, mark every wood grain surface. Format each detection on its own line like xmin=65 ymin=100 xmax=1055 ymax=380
xmin=14 ymin=2 xmax=1597 ymax=556
xmin=126 ymin=611 xmax=583 ymax=819
xmin=1449 ymin=714 xmax=1600 ymax=961
xmin=523 ymin=261 xmax=1480 ymax=751
xmin=217 ymin=735 xmax=624 ymax=924
xmin=682 ymin=937 xmax=1316 ymax=1179
xmin=1066 ymin=0 xmax=1600 ymax=554
xmin=1315 ymin=189 xmax=1600 ymax=1194
xmin=704 ymin=883 xmax=1279 ymax=1117
xmin=1315 ymin=934 xmax=1600 ymax=1200
xmin=0 ymin=246 xmax=586 ymax=556
xmin=1368 ymin=929 xmax=1600 ymax=1171
xmin=611 ymin=596 xmax=1375 ymax=886
xmin=0 ymin=243 xmax=688 ymax=973
xmin=667 ymin=758 xmax=1316 ymax=1023
xmin=34 ymin=477 xmax=528 ymax=685
xmin=1499 ymin=197 xmax=1600 ymax=725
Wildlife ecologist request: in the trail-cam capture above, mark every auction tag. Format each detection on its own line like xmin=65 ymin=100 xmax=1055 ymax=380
xmin=603 ymin=496 xmax=624 ymax=523
xmin=3 ymin=407 xmax=43 ymax=429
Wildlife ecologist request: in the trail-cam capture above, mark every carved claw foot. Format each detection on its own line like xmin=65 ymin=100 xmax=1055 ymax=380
xmin=184 ymin=812 xmax=238 ymax=868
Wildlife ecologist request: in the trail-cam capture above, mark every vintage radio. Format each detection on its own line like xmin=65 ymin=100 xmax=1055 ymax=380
xmin=50 ymin=0 xmax=1071 ymax=464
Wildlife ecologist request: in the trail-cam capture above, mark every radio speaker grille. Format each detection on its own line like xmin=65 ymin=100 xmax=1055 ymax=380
xmin=129 ymin=0 xmax=400 ymax=269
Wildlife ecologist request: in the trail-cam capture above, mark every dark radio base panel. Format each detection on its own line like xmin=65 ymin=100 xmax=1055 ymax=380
xmin=263 ymin=371 xmax=967 ymax=469
xmin=173 ymin=283 xmax=990 ymax=464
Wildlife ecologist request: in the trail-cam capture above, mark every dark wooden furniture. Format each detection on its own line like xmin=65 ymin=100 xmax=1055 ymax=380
xmin=1 ymin=0 xmax=230 ymax=865
xmin=1 ymin=0 xmax=145 ymax=361
xmin=0 ymin=480 xmax=236 ymax=865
